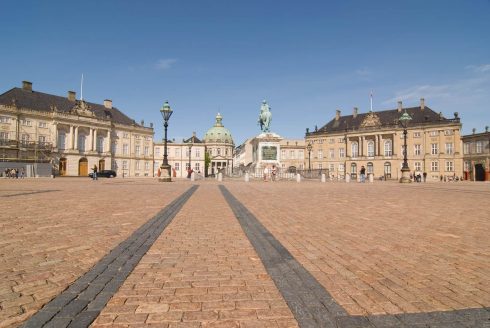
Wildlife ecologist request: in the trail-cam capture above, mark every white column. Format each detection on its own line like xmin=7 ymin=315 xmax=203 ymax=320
xmin=361 ymin=136 xmax=365 ymax=157
xmin=74 ymin=126 xmax=79 ymax=150
xmin=69 ymin=125 xmax=74 ymax=149
xmin=53 ymin=123 xmax=58 ymax=148
xmin=89 ymin=128 xmax=93 ymax=151
xmin=106 ymin=130 xmax=111 ymax=154
xmin=93 ymin=129 xmax=98 ymax=151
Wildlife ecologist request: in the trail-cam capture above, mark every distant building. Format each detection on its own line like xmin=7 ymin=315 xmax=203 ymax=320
xmin=279 ymin=139 xmax=305 ymax=172
xmin=153 ymin=132 xmax=206 ymax=178
xmin=305 ymin=99 xmax=463 ymax=181
xmin=462 ymin=128 xmax=490 ymax=181
xmin=0 ymin=81 xmax=154 ymax=177
xmin=203 ymin=113 xmax=234 ymax=176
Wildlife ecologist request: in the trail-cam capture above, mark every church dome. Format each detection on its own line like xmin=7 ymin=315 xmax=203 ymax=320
xmin=203 ymin=113 xmax=234 ymax=144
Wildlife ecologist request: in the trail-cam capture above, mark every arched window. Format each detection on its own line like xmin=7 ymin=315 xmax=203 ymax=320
xmin=351 ymin=142 xmax=359 ymax=158
xmin=384 ymin=140 xmax=392 ymax=156
xmin=58 ymin=132 xmax=66 ymax=150
xmin=351 ymin=162 xmax=357 ymax=174
xmin=367 ymin=141 xmax=375 ymax=157
xmin=367 ymin=162 xmax=374 ymax=174
xmin=384 ymin=162 xmax=391 ymax=178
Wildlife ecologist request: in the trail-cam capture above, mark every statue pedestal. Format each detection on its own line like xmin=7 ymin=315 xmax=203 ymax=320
xmin=251 ymin=132 xmax=283 ymax=169
xmin=159 ymin=164 xmax=172 ymax=182
xmin=399 ymin=167 xmax=412 ymax=183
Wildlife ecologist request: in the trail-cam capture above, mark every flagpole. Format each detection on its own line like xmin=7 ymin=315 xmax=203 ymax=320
xmin=81 ymin=74 xmax=84 ymax=101
xmin=370 ymin=90 xmax=373 ymax=112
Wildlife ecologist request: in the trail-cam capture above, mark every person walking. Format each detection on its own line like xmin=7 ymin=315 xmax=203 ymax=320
xmin=360 ymin=165 xmax=366 ymax=183
xmin=263 ymin=166 xmax=269 ymax=182
xmin=92 ymin=165 xmax=98 ymax=181
xmin=271 ymin=165 xmax=277 ymax=181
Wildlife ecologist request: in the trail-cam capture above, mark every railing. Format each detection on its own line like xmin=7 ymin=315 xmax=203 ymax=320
xmin=223 ymin=167 xmax=329 ymax=181
xmin=0 ymin=139 xmax=53 ymax=150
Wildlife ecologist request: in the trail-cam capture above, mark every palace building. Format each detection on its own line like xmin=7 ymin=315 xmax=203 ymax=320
xmin=203 ymin=113 xmax=234 ymax=176
xmin=305 ymin=99 xmax=463 ymax=181
xmin=462 ymin=128 xmax=490 ymax=181
xmin=0 ymin=81 xmax=154 ymax=177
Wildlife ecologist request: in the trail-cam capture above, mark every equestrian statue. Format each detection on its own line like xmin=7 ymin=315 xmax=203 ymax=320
xmin=258 ymin=100 xmax=272 ymax=132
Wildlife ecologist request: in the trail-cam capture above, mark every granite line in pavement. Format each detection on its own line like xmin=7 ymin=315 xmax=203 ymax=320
xmin=220 ymin=185 xmax=346 ymax=327
xmin=220 ymin=185 xmax=490 ymax=328
xmin=21 ymin=185 xmax=199 ymax=328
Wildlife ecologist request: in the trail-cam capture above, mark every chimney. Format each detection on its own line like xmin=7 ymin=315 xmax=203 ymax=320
xmin=22 ymin=81 xmax=32 ymax=91
xmin=335 ymin=109 xmax=341 ymax=121
xmin=420 ymin=98 xmax=425 ymax=110
xmin=68 ymin=91 xmax=76 ymax=101
xmin=150 ymin=122 xmax=153 ymax=128
xmin=192 ymin=131 xmax=196 ymax=137
xmin=104 ymin=99 xmax=112 ymax=109
xmin=353 ymin=107 xmax=358 ymax=118
xmin=397 ymin=101 xmax=402 ymax=112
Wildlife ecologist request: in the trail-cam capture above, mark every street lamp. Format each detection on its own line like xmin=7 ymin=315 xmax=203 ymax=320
xmin=399 ymin=109 xmax=412 ymax=183
xmin=159 ymin=101 xmax=173 ymax=182
xmin=306 ymin=142 xmax=312 ymax=171
xmin=187 ymin=143 xmax=193 ymax=178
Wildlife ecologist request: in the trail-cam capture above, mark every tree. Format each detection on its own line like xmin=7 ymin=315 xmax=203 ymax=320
xmin=204 ymin=151 xmax=211 ymax=177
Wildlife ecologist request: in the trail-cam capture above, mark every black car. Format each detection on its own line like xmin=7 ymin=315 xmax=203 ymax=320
xmin=88 ymin=170 xmax=117 ymax=178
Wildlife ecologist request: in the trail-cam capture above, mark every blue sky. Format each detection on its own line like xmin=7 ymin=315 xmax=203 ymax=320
xmin=1 ymin=0 xmax=489 ymax=145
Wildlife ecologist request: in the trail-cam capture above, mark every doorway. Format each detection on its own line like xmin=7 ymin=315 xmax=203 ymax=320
xmin=99 ymin=159 xmax=105 ymax=171
xmin=59 ymin=158 xmax=67 ymax=176
xmin=79 ymin=158 xmax=88 ymax=176
xmin=475 ymin=164 xmax=485 ymax=181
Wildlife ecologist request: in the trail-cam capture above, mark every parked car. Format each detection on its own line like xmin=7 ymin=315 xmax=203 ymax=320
xmin=88 ymin=170 xmax=117 ymax=178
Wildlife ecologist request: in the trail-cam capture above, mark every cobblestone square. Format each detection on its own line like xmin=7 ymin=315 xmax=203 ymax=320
xmin=0 ymin=178 xmax=489 ymax=327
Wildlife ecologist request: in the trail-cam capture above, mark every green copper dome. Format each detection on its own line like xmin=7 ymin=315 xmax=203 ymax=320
xmin=204 ymin=113 xmax=234 ymax=144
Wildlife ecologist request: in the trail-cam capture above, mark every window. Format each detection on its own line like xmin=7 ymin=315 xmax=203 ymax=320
xmin=430 ymin=131 xmax=438 ymax=137
xmin=367 ymin=141 xmax=374 ymax=157
xmin=144 ymin=146 xmax=149 ymax=156
xmin=414 ymin=162 xmax=421 ymax=171
xmin=413 ymin=132 xmax=421 ymax=138
xmin=298 ymin=150 xmax=304 ymax=159
xmin=123 ymin=133 xmax=129 ymax=139
xmin=58 ymin=133 xmax=66 ymax=149
xmin=0 ymin=131 xmax=9 ymax=140
xmin=367 ymin=162 xmax=373 ymax=174
xmin=195 ymin=149 xmax=201 ymax=158
xmin=38 ymin=135 xmax=46 ymax=145
xmin=339 ymin=148 xmax=345 ymax=158
xmin=145 ymin=162 xmax=150 ymax=170
xmin=146 ymin=136 xmax=151 ymax=141
xmin=351 ymin=142 xmax=359 ymax=158
xmin=135 ymin=135 xmax=141 ymax=140
xmin=290 ymin=150 xmax=295 ymax=159
xmin=135 ymin=145 xmax=140 ymax=156
xmin=464 ymin=142 xmax=470 ymax=154
xmin=136 ymin=161 xmax=141 ymax=170
xmin=123 ymin=144 xmax=129 ymax=155
xmin=384 ymin=140 xmax=392 ymax=156
xmin=476 ymin=141 xmax=483 ymax=153
xmin=194 ymin=163 xmax=200 ymax=171
xmin=175 ymin=162 xmax=180 ymax=171
xmin=97 ymin=136 xmax=104 ymax=152
xmin=329 ymin=164 xmax=335 ymax=172
xmin=38 ymin=121 xmax=48 ymax=128
xmin=155 ymin=147 xmax=160 ymax=156
xmin=175 ymin=148 xmax=181 ymax=157
xmin=0 ymin=116 xmax=10 ymax=123
xmin=431 ymin=143 xmax=438 ymax=155
xmin=338 ymin=137 xmax=345 ymax=143
xmin=338 ymin=163 xmax=345 ymax=172
xmin=78 ymin=135 xmax=85 ymax=151
xmin=318 ymin=150 xmax=323 ymax=159
xmin=384 ymin=162 xmax=391 ymax=175
xmin=20 ymin=119 xmax=32 ymax=126
xmin=431 ymin=161 xmax=439 ymax=171
xmin=329 ymin=149 xmax=335 ymax=159
xmin=444 ymin=130 xmax=454 ymax=136
xmin=445 ymin=161 xmax=454 ymax=172
xmin=464 ymin=161 xmax=471 ymax=172
xmin=414 ymin=144 xmax=421 ymax=156
xmin=445 ymin=143 xmax=453 ymax=155
xmin=281 ymin=150 xmax=286 ymax=159
xmin=217 ymin=148 xmax=221 ymax=155
xmin=350 ymin=163 xmax=357 ymax=174
xmin=21 ymin=134 xmax=30 ymax=145
xmin=111 ymin=142 xmax=117 ymax=154
xmin=329 ymin=138 xmax=335 ymax=144
xmin=122 ymin=160 xmax=128 ymax=170
xmin=318 ymin=163 xmax=323 ymax=169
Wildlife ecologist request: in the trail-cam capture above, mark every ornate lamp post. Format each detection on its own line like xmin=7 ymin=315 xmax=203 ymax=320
xmin=399 ymin=109 xmax=412 ymax=183
xmin=306 ymin=142 xmax=313 ymax=171
xmin=159 ymin=101 xmax=173 ymax=182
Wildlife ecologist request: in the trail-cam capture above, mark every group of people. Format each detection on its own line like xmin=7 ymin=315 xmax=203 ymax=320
xmin=263 ymin=165 xmax=277 ymax=181
xmin=3 ymin=168 xmax=25 ymax=178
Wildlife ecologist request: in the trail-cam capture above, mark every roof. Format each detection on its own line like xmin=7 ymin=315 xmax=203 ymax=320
xmin=309 ymin=106 xmax=460 ymax=135
xmin=0 ymin=87 xmax=140 ymax=127
xmin=203 ymin=113 xmax=234 ymax=144
xmin=183 ymin=134 xmax=203 ymax=144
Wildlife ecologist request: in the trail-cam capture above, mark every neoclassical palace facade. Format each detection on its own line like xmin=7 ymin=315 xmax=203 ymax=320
xmin=0 ymin=81 xmax=154 ymax=177
xmin=305 ymin=99 xmax=463 ymax=181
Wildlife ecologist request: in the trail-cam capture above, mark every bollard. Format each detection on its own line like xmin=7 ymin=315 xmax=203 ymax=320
xmin=296 ymin=173 xmax=301 ymax=183
xmin=218 ymin=172 xmax=223 ymax=182
xmin=369 ymin=173 xmax=374 ymax=183
xmin=321 ymin=173 xmax=326 ymax=183
xmin=345 ymin=174 xmax=350 ymax=183
xmin=245 ymin=172 xmax=249 ymax=182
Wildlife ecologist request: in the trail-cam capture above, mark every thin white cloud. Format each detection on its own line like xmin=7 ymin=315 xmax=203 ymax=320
xmin=355 ymin=68 xmax=371 ymax=77
xmin=383 ymin=75 xmax=490 ymax=105
xmin=465 ymin=64 xmax=490 ymax=73
xmin=155 ymin=58 xmax=177 ymax=70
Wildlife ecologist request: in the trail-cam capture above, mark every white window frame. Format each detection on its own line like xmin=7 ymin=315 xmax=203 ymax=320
xmin=431 ymin=143 xmax=438 ymax=155
xmin=384 ymin=140 xmax=392 ymax=156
